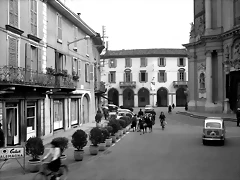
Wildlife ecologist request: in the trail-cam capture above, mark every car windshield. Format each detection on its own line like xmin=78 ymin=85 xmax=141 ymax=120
xmin=206 ymin=122 xmax=221 ymax=128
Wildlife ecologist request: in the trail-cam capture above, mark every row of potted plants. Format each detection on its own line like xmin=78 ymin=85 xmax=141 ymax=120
xmin=46 ymin=67 xmax=79 ymax=81
xmin=25 ymin=116 xmax=132 ymax=172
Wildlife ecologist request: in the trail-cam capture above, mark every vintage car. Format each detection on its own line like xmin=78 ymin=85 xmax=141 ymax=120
xmin=202 ymin=117 xmax=226 ymax=145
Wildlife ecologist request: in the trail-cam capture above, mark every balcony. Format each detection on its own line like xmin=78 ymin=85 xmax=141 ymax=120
xmin=0 ymin=66 xmax=55 ymax=88
xmin=173 ymin=81 xmax=188 ymax=88
xmin=55 ymin=75 xmax=76 ymax=89
xmin=119 ymin=81 xmax=136 ymax=88
xmin=94 ymin=81 xmax=106 ymax=94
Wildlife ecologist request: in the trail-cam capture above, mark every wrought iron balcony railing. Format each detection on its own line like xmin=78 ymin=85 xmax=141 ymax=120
xmin=119 ymin=81 xmax=136 ymax=88
xmin=55 ymin=75 xmax=76 ymax=89
xmin=173 ymin=81 xmax=188 ymax=88
xmin=94 ymin=81 xmax=106 ymax=94
xmin=0 ymin=66 xmax=55 ymax=87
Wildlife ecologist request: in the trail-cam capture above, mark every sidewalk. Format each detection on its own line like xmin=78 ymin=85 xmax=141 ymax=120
xmin=0 ymin=119 xmax=109 ymax=178
xmin=176 ymin=108 xmax=237 ymax=122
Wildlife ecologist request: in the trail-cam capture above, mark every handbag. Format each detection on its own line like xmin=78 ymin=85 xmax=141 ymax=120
xmin=143 ymin=123 xmax=147 ymax=127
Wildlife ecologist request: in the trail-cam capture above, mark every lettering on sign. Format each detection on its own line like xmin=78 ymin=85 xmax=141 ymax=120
xmin=0 ymin=147 xmax=24 ymax=159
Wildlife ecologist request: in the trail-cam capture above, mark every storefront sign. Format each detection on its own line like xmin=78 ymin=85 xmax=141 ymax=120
xmin=0 ymin=147 xmax=24 ymax=159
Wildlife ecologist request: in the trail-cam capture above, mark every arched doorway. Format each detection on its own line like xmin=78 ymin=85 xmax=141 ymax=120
xmin=157 ymin=87 xmax=168 ymax=107
xmin=138 ymin=88 xmax=150 ymax=107
xmin=176 ymin=87 xmax=187 ymax=107
xmin=123 ymin=88 xmax=134 ymax=108
xmin=107 ymin=88 xmax=119 ymax=106
xmin=82 ymin=94 xmax=90 ymax=124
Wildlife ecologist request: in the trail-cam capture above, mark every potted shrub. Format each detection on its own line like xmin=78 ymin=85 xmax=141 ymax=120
xmin=118 ymin=119 xmax=126 ymax=134
xmin=52 ymin=137 xmax=68 ymax=162
xmin=71 ymin=129 xmax=88 ymax=161
xmin=89 ymin=127 xmax=103 ymax=155
xmin=99 ymin=128 xmax=108 ymax=151
xmin=108 ymin=120 xmax=120 ymax=141
xmin=25 ymin=137 xmax=44 ymax=172
xmin=105 ymin=126 xmax=112 ymax=147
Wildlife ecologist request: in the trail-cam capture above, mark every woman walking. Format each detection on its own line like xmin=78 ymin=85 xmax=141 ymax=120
xmin=138 ymin=117 xmax=145 ymax=135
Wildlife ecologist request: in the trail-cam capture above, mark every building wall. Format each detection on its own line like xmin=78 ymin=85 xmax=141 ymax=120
xmin=101 ymin=56 xmax=188 ymax=107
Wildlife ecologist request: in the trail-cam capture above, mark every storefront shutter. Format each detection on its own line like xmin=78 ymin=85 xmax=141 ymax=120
xmin=37 ymin=48 xmax=42 ymax=73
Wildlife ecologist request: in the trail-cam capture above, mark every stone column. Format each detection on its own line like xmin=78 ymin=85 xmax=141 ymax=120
xmin=173 ymin=94 xmax=176 ymax=105
xmin=153 ymin=94 xmax=157 ymax=107
xmin=205 ymin=0 xmax=212 ymax=29
xmin=217 ymin=50 xmax=224 ymax=111
xmin=205 ymin=51 xmax=215 ymax=110
xmin=187 ymin=52 xmax=196 ymax=110
xmin=134 ymin=94 xmax=138 ymax=107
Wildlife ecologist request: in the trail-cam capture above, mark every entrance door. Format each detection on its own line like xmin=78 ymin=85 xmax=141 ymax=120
xmin=6 ymin=103 xmax=19 ymax=145
xmin=26 ymin=101 xmax=36 ymax=140
xmin=71 ymin=99 xmax=78 ymax=125
xmin=123 ymin=88 xmax=134 ymax=108
xmin=138 ymin=88 xmax=150 ymax=107
xmin=83 ymin=96 xmax=89 ymax=123
xmin=107 ymin=88 xmax=119 ymax=106
xmin=157 ymin=88 xmax=168 ymax=107
xmin=53 ymin=100 xmax=64 ymax=130
xmin=176 ymin=87 xmax=187 ymax=107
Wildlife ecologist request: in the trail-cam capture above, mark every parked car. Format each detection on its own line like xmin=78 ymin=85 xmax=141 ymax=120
xmin=117 ymin=112 xmax=134 ymax=119
xmin=202 ymin=117 xmax=226 ymax=145
xmin=144 ymin=105 xmax=155 ymax=113
xmin=107 ymin=104 xmax=119 ymax=116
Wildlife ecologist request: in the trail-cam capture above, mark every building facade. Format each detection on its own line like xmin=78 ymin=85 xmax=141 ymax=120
xmin=101 ymin=49 xmax=188 ymax=108
xmin=0 ymin=0 xmax=104 ymax=146
xmin=183 ymin=0 xmax=240 ymax=113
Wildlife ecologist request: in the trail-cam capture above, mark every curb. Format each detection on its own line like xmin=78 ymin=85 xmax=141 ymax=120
xmin=176 ymin=111 xmax=237 ymax=122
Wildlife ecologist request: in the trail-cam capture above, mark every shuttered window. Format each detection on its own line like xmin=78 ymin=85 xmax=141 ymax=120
xmin=85 ymin=63 xmax=90 ymax=82
xmin=139 ymin=71 xmax=148 ymax=82
xmin=177 ymin=58 xmax=186 ymax=67
xmin=125 ymin=58 xmax=132 ymax=67
xmin=57 ymin=14 xmax=62 ymax=40
xmin=158 ymin=70 xmax=167 ymax=82
xmin=108 ymin=71 xmax=116 ymax=83
xmin=158 ymin=57 xmax=166 ymax=67
xmin=124 ymin=72 xmax=131 ymax=82
xmin=9 ymin=0 xmax=18 ymax=28
xmin=30 ymin=0 xmax=37 ymax=36
xmin=178 ymin=69 xmax=186 ymax=81
xmin=8 ymin=36 xmax=18 ymax=67
xmin=37 ymin=48 xmax=42 ymax=73
xmin=140 ymin=57 xmax=147 ymax=67
xmin=77 ymin=60 xmax=81 ymax=76
xmin=109 ymin=59 xmax=116 ymax=68
xmin=89 ymin=64 xmax=94 ymax=81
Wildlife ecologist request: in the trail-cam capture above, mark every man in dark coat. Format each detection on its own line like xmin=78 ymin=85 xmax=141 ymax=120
xmin=0 ymin=123 xmax=4 ymax=148
xmin=95 ymin=110 xmax=103 ymax=127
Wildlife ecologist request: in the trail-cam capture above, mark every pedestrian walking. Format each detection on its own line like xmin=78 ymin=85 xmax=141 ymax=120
xmin=159 ymin=112 xmax=166 ymax=129
xmin=131 ymin=114 xmax=137 ymax=132
xmin=172 ymin=103 xmax=175 ymax=109
xmin=138 ymin=109 xmax=144 ymax=117
xmin=168 ymin=105 xmax=172 ymax=114
xmin=95 ymin=110 xmax=103 ymax=127
xmin=0 ymin=123 xmax=4 ymax=148
xmin=138 ymin=117 xmax=145 ymax=135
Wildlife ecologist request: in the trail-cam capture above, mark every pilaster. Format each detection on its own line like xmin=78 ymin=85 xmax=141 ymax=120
xmin=205 ymin=50 xmax=213 ymax=104
xmin=119 ymin=94 xmax=123 ymax=107
xmin=205 ymin=0 xmax=212 ymax=29
xmin=168 ymin=94 xmax=172 ymax=106
xmin=134 ymin=94 xmax=138 ymax=107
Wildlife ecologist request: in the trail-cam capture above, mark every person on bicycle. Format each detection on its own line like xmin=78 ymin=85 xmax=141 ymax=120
xmin=42 ymin=140 xmax=61 ymax=180
xmin=159 ymin=112 xmax=166 ymax=127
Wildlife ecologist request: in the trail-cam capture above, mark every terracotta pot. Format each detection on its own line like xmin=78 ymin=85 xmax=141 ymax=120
xmin=105 ymin=138 xmax=112 ymax=147
xmin=99 ymin=142 xmax=106 ymax=151
xmin=111 ymin=136 xmax=116 ymax=143
xmin=74 ymin=150 xmax=84 ymax=161
xmin=28 ymin=159 xmax=41 ymax=173
xmin=89 ymin=145 xmax=99 ymax=155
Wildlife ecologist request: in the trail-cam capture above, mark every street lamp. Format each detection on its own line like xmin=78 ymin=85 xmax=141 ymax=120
xmin=67 ymin=35 xmax=90 ymax=46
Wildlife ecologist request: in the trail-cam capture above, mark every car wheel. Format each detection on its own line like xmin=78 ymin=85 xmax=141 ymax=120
xmin=202 ymin=139 xmax=206 ymax=145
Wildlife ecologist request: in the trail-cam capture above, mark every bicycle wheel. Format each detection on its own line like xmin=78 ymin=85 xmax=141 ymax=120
xmin=58 ymin=165 xmax=69 ymax=180
xmin=32 ymin=172 xmax=47 ymax=180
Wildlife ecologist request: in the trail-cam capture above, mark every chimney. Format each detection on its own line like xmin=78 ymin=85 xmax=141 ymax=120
xmin=77 ymin=13 xmax=81 ymax=17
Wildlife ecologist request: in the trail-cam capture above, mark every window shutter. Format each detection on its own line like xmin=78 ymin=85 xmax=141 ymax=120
xmin=77 ymin=60 xmax=81 ymax=76
xmin=85 ymin=64 xmax=88 ymax=82
xmin=145 ymin=72 xmax=148 ymax=82
xmin=158 ymin=71 xmax=160 ymax=82
xmin=108 ymin=59 xmax=111 ymax=68
xmin=108 ymin=73 xmax=110 ymax=83
xmin=113 ymin=72 xmax=116 ymax=83
xmin=9 ymin=37 xmax=18 ymax=67
xmin=37 ymin=48 xmax=42 ymax=73
xmin=177 ymin=58 xmax=180 ymax=67
xmin=184 ymin=72 xmax=186 ymax=81
xmin=25 ymin=43 xmax=31 ymax=69
xmin=89 ymin=64 xmax=93 ymax=81
xmin=114 ymin=59 xmax=117 ymax=68
xmin=164 ymin=58 xmax=166 ymax=67
xmin=183 ymin=58 xmax=186 ymax=67
xmin=130 ymin=58 xmax=132 ymax=67
xmin=158 ymin=58 xmax=160 ymax=67
xmin=164 ymin=72 xmax=167 ymax=82
xmin=14 ymin=0 xmax=18 ymax=27
xmin=139 ymin=72 xmax=141 ymax=82
xmin=145 ymin=58 xmax=148 ymax=67
xmin=177 ymin=72 xmax=180 ymax=81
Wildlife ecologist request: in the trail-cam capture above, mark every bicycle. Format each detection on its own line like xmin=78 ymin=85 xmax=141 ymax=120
xmin=33 ymin=161 xmax=68 ymax=180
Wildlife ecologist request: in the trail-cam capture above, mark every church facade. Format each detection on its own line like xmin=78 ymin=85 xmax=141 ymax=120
xmin=183 ymin=0 xmax=240 ymax=113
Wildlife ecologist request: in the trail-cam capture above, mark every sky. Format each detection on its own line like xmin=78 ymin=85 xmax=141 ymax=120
xmin=63 ymin=0 xmax=194 ymax=50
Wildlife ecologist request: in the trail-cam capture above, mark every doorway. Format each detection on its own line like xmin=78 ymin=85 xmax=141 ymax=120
xmin=176 ymin=87 xmax=187 ymax=107
xmin=6 ymin=102 xmax=19 ymax=145
xmin=26 ymin=101 xmax=37 ymax=140
xmin=138 ymin=88 xmax=150 ymax=107
xmin=123 ymin=88 xmax=134 ymax=108
xmin=107 ymin=88 xmax=119 ymax=106
xmin=53 ymin=100 xmax=64 ymax=130
xmin=157 ymin=87 xmax=168 ymax=107
xmin=82 ymin=95 xmax=89 ymax=124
